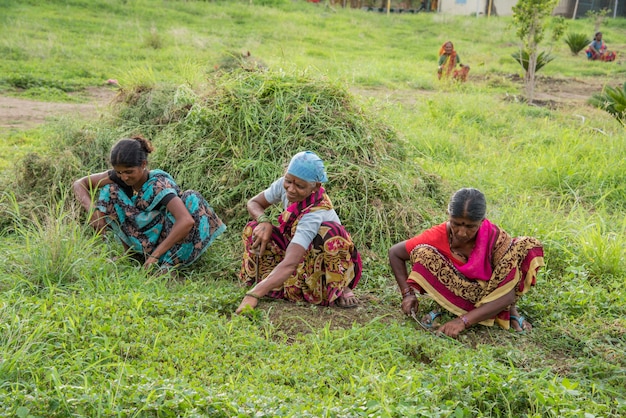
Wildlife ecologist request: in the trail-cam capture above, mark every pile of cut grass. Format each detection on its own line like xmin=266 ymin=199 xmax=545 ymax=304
xmin=4 ymin=69 xmax=447 ymax=253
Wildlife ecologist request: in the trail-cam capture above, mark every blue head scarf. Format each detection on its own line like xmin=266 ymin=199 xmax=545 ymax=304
xmin=286 ymin=151 xmax=328 ymax=183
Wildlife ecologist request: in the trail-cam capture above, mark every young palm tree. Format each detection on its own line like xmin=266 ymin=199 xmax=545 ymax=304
xmin=564 ymin=32 xmax=590 ymax=55
xmin=589 ymin=82 xmax=626 ymax=126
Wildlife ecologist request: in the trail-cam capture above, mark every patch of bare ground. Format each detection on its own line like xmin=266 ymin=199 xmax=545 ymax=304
xmin=0 ymin=86 xmax=119 ymax=130
xmin=351 ymin=73 xmax=614 ymax=110
xmin=255 ymin=292 xmax=546 ymax=359
xmin=255 ymin=292 xmax=405 ymax=343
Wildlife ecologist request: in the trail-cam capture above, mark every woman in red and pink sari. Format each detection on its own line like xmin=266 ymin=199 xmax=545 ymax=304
xmin=389 ymin=188 xmax=544 ymax=339
xmin=236 ymin=151 xmax=362 ymax=314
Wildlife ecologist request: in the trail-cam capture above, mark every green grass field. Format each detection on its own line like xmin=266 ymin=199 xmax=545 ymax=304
xmin=1 ymin=0 xmax=625 ymax=416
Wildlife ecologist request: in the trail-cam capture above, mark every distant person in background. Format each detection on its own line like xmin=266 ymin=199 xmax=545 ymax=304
xmin=388 ymin=188 xmax=544 ymax=339
xmin=586 ymin=32 xmax=616 ymax=62
xmin=73 ymin=135 xmax=226 ymax=272
xmin=236 ymin=151 xmax=362 ymax=314
xmin=438 ymin=41 xmax=470 ymax=82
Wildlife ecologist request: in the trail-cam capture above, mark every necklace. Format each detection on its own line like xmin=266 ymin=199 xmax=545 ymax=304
xmin=451 ymin=248 xmax=467 ymax=261
xmin=132 ymin=170 xmax=148 ymax=196
xmin=448 ymin=229 xmax=468 ymax=261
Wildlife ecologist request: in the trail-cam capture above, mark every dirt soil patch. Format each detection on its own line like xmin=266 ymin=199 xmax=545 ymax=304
xmin=257 ymin=293 xmax=404 ymax=342
xmin=351 ymin=74 xmax=613 ymax=109
xmin=0 ymin=87 xmax=119 ymax=130
xmin=253 ymin=292 xmax=535 ymax=353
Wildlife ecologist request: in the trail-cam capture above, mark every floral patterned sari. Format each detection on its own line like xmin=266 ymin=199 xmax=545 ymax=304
xmin=239 ymin=187 xmax=361 ymax=305
xmin=96 ymin=169 xmax=226 ymax=269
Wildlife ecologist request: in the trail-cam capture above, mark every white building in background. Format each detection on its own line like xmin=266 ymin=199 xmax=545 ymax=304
xmin=438 ymin=0 xmax=515 ymax=16
xmin=437 ymin=0 xmax=623 ymax=17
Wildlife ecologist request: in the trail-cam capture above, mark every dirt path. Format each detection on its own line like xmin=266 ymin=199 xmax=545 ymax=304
xmin=0 ymin=87 xmax=119 ymax=131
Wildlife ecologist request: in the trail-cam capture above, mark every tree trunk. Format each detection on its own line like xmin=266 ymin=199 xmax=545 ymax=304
xmin=526 ymin=50 xmax=537 ymax=104
xmin=524 ymin=20 xmax=538 ymax=104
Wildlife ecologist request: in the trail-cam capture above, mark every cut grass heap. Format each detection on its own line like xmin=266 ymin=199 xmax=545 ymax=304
xmin=6 ymin=70 xmax=446 ymax=253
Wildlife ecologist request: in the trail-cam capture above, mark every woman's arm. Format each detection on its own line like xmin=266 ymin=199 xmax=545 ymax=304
xmin=236 ymin=242 xmax=306 ymax=313
xmin=388 ymin=241 xmax=419 ymax=315
xmin=437 ymin=288 xmax=516 ymax=339
xmin=144 ymin=196 xmax=194 ymax=268
xmin=72 ymin=171 xmax=113 ymax=231
xmin=589 ymin=41 xmax=601 ymax=54
xmin=247 ymin=191 xmax=274 ymax=257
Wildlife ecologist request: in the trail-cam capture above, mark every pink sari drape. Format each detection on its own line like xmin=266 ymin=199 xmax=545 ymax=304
xmin=407 ymin=220 xmax=544 ymax=329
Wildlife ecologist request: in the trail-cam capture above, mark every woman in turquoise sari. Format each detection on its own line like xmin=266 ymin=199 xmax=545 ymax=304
xmin=73 ymin=135 xmax=226 ymax=271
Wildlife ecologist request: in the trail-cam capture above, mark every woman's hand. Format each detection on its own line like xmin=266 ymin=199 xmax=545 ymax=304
xmin=88 ymin=209 xmax=108 ymax=233
xmin=72 ymin=171 xmax=113 ymax=232
xmin=252 ymin=222 xmax=272 ymax=256
xmin=437 ymin=318 xmax=466 ymax=339
xmin=401 ymin=294 xmax=419 ymax=316
xmin=247 ymin=191 xmax=273 ymax=256
xmin=236 ymin=294 xmax=259 ymax=314
xmin=143 ymin=254 xmax=159 ymax=270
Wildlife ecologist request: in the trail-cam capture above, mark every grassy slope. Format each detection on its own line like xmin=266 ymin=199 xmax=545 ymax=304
xmin=1 ymin=1 xmax=626 ymax=416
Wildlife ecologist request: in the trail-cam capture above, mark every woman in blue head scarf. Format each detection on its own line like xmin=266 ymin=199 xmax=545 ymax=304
xmin=236 ymin=151 xmax=362 ymax=313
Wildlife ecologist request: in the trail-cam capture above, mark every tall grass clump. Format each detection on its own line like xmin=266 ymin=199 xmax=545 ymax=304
xmin=570 ymin=215 xmax=626 ymax=280
xmin=0 ymin=191 xmax=117 ymax=290
xmin=0 ymin=122 xmax=122 ymax=230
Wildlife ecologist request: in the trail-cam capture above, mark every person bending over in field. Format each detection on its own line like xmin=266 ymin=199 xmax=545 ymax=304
xmin=438 ymin=41 xmax=470 ymax=82
xmin=388 ymin=188 xmax=544 ymax=339
xmin=73 ymin=135 xmax=226 ymax=273
xmin=236 ymin=151 xmax=362 ymax=313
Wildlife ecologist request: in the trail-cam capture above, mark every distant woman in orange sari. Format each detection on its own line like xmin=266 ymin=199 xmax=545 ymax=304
xmin=438 ymin=41 xmax=470 ymax=82
xmin=389 ymin=188 xmax=544 ymax=339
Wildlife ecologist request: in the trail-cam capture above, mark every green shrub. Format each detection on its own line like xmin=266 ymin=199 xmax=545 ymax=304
xmin=589 ymin=82 xmax=626 ymax=126
xmin=564 ymin=32 xmax=590 ymax=55
xmin=511 ymin=49 xmax=555 ymax=73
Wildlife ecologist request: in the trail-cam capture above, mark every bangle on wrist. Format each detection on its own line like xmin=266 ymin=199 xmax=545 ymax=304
xmin=401 ymin=287 xmax=414 ymax=298
xmin=245 ymin=292 xmax=261 ymax=300
xmin=459 ymin=315 xmax=470 ymax=328
xmin=147 ymin=254 xmax=159 ymax=259
xmin=256 ymin=213 xmax=271 ymax=224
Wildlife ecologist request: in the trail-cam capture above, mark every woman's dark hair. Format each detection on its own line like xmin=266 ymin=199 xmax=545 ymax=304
xmin=447 ymin=188 xmax=487 ymax=221
xmin=595 ymin=31 xmax=602 ymax=37
xmin=109 ymin=135 xmax=154 ymax=167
